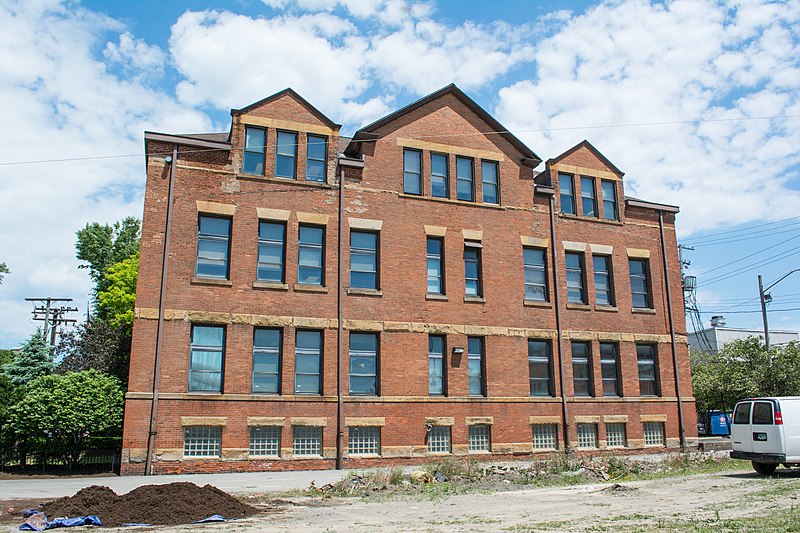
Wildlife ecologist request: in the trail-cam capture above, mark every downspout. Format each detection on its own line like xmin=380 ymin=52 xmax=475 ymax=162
xmin=336 ymin=167 xmax=345 ymax=470
xmin=659 ymin=210 xmax=686 ymax=451
xmin=541 ymin=184 xmax=571 ymax=453
xmin=145 ymin=144 xmax=177 ymax=475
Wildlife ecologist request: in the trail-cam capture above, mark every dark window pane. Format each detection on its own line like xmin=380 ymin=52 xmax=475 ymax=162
xmin=529 ymin=340 xmax=552 ymax=397
xmin=427 ymin=237 xmax=444 ymax=295
xmin=350 ymin=231 xmax=378 ymax=289
xmin=275 ymin=131 xmax=297 ymax=179
xmin=467 ymin=337 xmax=484 ymax=396
xmin=349 ymin=333 xmax=378 ymax=395
xmin=602 ymin=180 xmax=618 ymax=220
xmin=306 ymin=135 xmax=326 ymax=182
xmin=464 ymin=246 xmax=482 ymax=297
xmin=580 ymin=176 xmax=597 ymax=217
xmin=403 ymin=150 xmax=422 ymax=195
xmin=431 ymin=153 xmax=449 ymax=197
xmin=481 ymin=161 xmax=499 ymax=204
xmin=298 ymin=225 xmax=324 ymax=285
xmin=753 ymin=402 xmax=773 ymax=425
xmin=456 ymin=157 xmax=474 ymax=201
xmin=243 ymin=127 xmax=265 ymax=175
xmin=559 ymin=173 xmax=575 ymax=214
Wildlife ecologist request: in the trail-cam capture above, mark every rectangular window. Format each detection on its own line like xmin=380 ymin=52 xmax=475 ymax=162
xmin=295 ymin=330 xmax=322 ymax=395
xmin=349 ymin=332 xmax=378 ymax=395
xmin=532 ymin=424 xmax=558 ymax=450
xmin=427 ymin=237 xmax=444 ymax=294
xmin=571 ymin=341 xmax=593 ymax=397
xmin=637 ymin=344 xmax=659 ymax=396
xmin=195 ymin=215 xmax=231 ymax=279
xmin=566 ymin=252 xmax=586 ymax=304
xmin=427 ymin=426 xmax=451 ymax=453
xmin=606 ymin=423 xmax=626 ymax=448
xmin=428 ymin=335 xmax=445 ymax=396
xmin=183 ymin=426 xmax=222 ymax=457
xmin=481 ymin=160 xmax=499 ymax=204
xmin=468 ymin=336 xmax=485 ymax=397
xmin=733 ymin=402 xmax=751 ymax=424
xmin=348 ymin=426 xmax=380 ymax=455
xmin=593 ymin=255 xmax=614 ymax=306
xmin=580 ymin=176 xmax=597 ymax=217
xmin=249 ymin=426 xmax=281 ymax=457
xmin=306 ymin=134 xmax=327 ymax=182
xmin=298 ymin=225 xmax=324 ymax=285
xmin=643 ymin=422 xmax=665 ymax=446
xmin=431 ymin=153 xmax=449 ymax=198
xmin=753 ymin=401 xmax=774 ymax=425
xmin=559 ymin=173 xmax=575 ymax=214
xmin=602 ymin=180 xmax=618 ymax=220
xmin=456 ymin=157 xmax=474 ymax=201
xmin=292 ymin=426 xmax=322 ymax=456
xmin=252 ymin=328 xmax=281 ymax=394
xmin=403 ymin=149 xmax=422 ymax=195
xmin=350 ymin=231 xmax=378 ymax=290
xmin=528 ymin=340 xmax=553 ymax=397
xmin=243 ymin=127 xmax=266 ymax=175
xmin=257 ymin=221 xmax=285 ymax=283
xmin=275 ymin=131 xmax=297 ymax=179
xmin=600 ymin=343 xmax=620 ymax=397
xmin=464 ymin=242 xmax=482 ymax=297
xmin=629 ymin=259 xmax=652 ymax=308
xmin=577 ymin=423 xmax=598 ymax=449
xmin=189 ymin=325 xmax=224 ymax=392
xmin=523 ymin=247 xmax=548 ymax=302
xmin=468 ymin=425 xmax=491 ymax=453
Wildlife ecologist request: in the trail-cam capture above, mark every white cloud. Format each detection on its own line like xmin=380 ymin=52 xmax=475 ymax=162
xmin=0 ymin=0 xmax=210 ymax=347
xmin=104 ymin=32 xmax=167 ymax=76
xmin=495 ymin=0 xmax=800 ymax=236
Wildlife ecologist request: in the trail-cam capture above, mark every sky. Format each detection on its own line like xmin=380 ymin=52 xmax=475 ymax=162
xmin=1 ymin=0 xmax=799 ymax=348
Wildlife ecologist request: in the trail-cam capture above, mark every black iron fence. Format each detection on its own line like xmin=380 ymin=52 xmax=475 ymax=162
xmin=0 ymin=448 xmax=121 ymax=475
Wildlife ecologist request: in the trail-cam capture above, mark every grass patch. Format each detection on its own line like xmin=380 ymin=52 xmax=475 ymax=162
xmin=594 ymin=505 xmax=800 ymax=532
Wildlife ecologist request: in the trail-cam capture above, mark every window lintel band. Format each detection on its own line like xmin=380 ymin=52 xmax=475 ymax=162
xmin=425 ymin=416 xmax=454 ymax=426
xmin=462 ymin=229 xmax=483 ymax=241
xmin=345 ymin=417 xmax=386 ymax=427
xmin=529 ymin=416 xmax=561 ymax=425
xmin=465 ymin=416 xmax=494 ymax=425
xmin=604 ymin=415 xmax=628 ymax=423
xmin=640 ymin=414 xmax=667 ymax=422
xmin=575 ymin=415 xmax=601 ymax=424
xmin=196 ymin=201 xmax=236 ymax=216
xmin=297 ymin=212 xmax=329 ymax=225
xmin=247 ymin=417 xmax=285 ymax=426
xmin=627 ymin=247 xmax=651 ymax=258
xmin=589 ymin=244 xmax=613 ymax=255
xmin=181 ymin=416 xmax=227 ymax=427
xmin=290 ymin=417 xmax=328 ymax=427
xmin=521 ymin=236 xmax=549 ymax=248
xmin=562 ymin=241 xmax=587 ymax=252
xmin=348 ymin=217 xmax=383 ymax=230
xmin=256 ymin=208 xmax=290 ymax=221
xmin=239 ymin=114 xmax=338 ymax=136
xmin=424 ymin=225 xmax=447 ymax=237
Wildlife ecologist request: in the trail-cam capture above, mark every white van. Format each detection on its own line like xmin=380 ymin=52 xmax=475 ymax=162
xmin=730 ymin=397 xmax=800 ymax=474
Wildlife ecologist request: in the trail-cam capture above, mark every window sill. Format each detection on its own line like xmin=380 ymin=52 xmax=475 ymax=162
xmin=252 ymin=281 xmax=289 ymax=291
xmin=248 ymin=455 xmax=280 ymax=460
xmin=347 ymin=288 xmax=383 ymax=297
xmin=594 ymin=305 xmax=618 ymax=312
xmin=398 ymin=192 xmax=506 ymax=210
xmin=464 ymin=296 xmax=485 ymax=304
xmin=426 ymin=293 xmax=448 ymax=301
xmin=347 ymin=453 xmax=381 ymax=459
xmin=426 ymin=452 xmax=452 ymax=456
xmin=469 ymin=450 xmax=492 ymax=454
xmin=566 ymin=303 xmax=591 ymax=310
xmin=558 ymin=213 xmax=624 ymax=226
xmin=632 ymin=307 xmax=656 ymax=315
xmin=237 ymin=173 xmax=335 ymax=189
xmin=524 ymin=300 xmax=551 ymax=308
xmin=294 ymin=284 xmax=328 ymax=293
xmin=190 ymin=277 xmax=232 ymax=287
xmin=291 ymin=455 xmax=323 ymax=460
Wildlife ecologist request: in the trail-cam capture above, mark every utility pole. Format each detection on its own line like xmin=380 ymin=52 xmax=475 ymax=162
xmin=758 ymin=269 xmax=800 ymax=352
xmin=25 ymin=297 xmax=78 ymax=349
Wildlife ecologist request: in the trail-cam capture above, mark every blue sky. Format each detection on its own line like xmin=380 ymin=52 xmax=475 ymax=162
xmin=1 ymin=0 xmax=799 ymax=347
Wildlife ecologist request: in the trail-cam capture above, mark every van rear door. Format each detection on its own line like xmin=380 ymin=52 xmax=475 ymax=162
xmin=751 ymin=400 xmax=782 ymax=456
xmin=731 ymin=401 xmax=752 ymax=453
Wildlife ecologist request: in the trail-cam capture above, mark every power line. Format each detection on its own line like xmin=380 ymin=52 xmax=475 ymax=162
xmin=698 ymin=246 xmax=800 ymax=287
xmin=700 ymin=307 xmax=800 ymax=315
xmin=686 ymin=223 xmax=800 ymax=246
xmin=693 ymin=234 xmax=800 ymax=277
xmin=683 ymin=215 xmax=800 ymax=243
xmin=1 ymin=113 xmax=799 ymax=167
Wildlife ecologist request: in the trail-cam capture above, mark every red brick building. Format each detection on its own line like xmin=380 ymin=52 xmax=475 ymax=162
xmin=121 ymin=85 xmax=696 ymax=474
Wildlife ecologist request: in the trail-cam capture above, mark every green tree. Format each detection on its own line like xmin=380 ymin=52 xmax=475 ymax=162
xmin=0 ymin=349 xmax=14 ymax=369
xmin=57 ymin=319 xmax=131 ymax=385
xmin=8 ymin=370 xmax=124 ymax=469
xmin=0 ymin=261 xmax=8 ymax=284
xmin=97 ymin=252 xmax=138 ymax=330
xmin=75 ymin=216 xmax=140 ymax=290
xmin=0 ymin=375 xmax=22 ymax=465
xmin=3 ymin=330 xmax=54 ymax=387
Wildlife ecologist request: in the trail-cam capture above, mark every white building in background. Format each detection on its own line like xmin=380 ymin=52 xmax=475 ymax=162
xmin=688 ymin=316 xmax=799 ymax=354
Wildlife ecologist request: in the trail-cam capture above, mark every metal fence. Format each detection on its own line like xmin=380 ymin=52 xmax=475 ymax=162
xmin=0 ymin=448 xmax=121 ymax=475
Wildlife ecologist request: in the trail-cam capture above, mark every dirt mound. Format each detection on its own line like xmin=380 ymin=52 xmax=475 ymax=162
xmin=42 ymin=482 xmax=259 ymax=527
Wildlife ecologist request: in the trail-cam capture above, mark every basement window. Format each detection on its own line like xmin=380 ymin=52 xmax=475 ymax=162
xmin=183 ymin=426 xmax=221 ymax=458
xmin=249 ymin=426 xmax=281 ymax=457
xmin=348 ymin=426 xmax=380 ymax=455
xmin=606 ymin=423 xmax=627 ymax=448
xmin=643 ymin=422 xmax=665 ymax=447
xmin=577 ymin=423 xmax=598 ymax=449
xmin=468 ymin=424 xmax=491 ymax=453
xmin=292 ymin=426 xmax=322 ymax=456
xmin=427 ymin=426 xmax=451 ymax=453
xmin=532 ymin=424 xmax=558 ymax=450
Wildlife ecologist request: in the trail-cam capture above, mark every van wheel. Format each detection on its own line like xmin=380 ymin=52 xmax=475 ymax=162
xmin=752 ymin=461 xmax=778 ymax=475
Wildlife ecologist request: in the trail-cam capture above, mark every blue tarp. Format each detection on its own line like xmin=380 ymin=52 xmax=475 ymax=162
xmin=20 ymin=514 xmax=102 ymax=531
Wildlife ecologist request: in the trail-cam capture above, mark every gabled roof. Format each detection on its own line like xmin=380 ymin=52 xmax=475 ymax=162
xmin=547 ymin=139 xmax=625 ymax=177
xmin=231 ymin=88 xmax=341 ymax=130
xmin=344 ymin=84 xmax=541 ymax=164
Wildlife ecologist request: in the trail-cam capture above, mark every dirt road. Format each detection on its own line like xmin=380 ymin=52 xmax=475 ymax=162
xmin=80 ymin=467 xmax=799 ymax=532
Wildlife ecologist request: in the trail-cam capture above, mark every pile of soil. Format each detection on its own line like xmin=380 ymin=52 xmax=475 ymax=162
xmin=41 ymin=483 xmax=259 ymax=527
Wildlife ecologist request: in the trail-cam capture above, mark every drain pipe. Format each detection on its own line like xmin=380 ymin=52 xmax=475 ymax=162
xmin=539 ymin=184 xmax=571 ymax=453
xmin=658 ymin=210 xmax=686 ymax=450
xmin=336 ymin=167 xmax=345 ymax=470
xmin=145 ymin=144 xmax=177 ymax=475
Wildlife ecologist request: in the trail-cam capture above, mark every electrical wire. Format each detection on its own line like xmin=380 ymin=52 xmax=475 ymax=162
xmin=697 ymin=246 xmax=800 ymax=287
xmin=693 ymin=234 xmax=800 ymax=277
xmin=683 ymin=215 xmax=800 ymax=243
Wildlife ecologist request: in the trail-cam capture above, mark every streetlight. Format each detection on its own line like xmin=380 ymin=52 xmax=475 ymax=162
xmin=759 ymin=269 xmax=800 ymax=351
